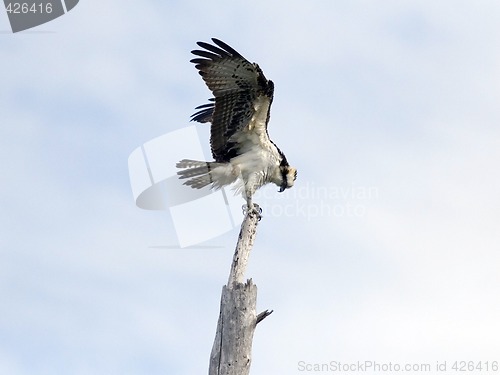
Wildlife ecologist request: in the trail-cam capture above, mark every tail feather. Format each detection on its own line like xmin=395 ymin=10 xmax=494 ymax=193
xmin=176 ymin=159 xmax=222 ymax=189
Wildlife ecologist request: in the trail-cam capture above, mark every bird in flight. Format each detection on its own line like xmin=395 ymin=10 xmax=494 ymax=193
xmin=177 ymin=38 xmax=297 ymax=214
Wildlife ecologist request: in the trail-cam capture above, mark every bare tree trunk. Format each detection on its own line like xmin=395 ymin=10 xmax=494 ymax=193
xmin=208 ymin=209 xmax=271 ymax=375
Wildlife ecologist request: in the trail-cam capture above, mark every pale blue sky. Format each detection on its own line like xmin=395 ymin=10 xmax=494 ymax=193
xmin=1 ymin=1 xmax=500 ymax=374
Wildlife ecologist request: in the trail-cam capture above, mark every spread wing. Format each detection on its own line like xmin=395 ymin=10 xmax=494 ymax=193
xmin=190 ymin=38 xmax=274 ymax=162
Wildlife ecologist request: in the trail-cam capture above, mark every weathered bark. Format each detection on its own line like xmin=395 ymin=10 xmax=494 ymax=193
xmin=208 ymin=209 xmax=270 ymax=375
xmin=209 ymin=280 xmax=257 ymax=375
xmin=227 ymin=209 xmax=260 ymax=285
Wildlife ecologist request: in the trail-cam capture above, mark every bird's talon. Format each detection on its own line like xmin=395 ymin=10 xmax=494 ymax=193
xmin=251 ymin=203 xmax=262 ymax=220
xmin=252 ymin=203 xmax=262 ymax=214
xmin=242 ymin=203 xmax=262 ymax=220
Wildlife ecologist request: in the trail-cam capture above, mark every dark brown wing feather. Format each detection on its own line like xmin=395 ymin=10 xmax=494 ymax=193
xmin=190 ymin=38 xmax=273 ymax=162
xmin=191 ymin=99 xmax=215 ymax=123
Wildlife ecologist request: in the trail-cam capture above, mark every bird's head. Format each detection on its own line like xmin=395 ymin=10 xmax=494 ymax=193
xmin=278 ymin=165 xmax=297 ymax=192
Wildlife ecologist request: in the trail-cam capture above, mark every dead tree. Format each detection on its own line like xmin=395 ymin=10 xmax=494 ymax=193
xmin=208 ymin=208 xmax=273 ymax=375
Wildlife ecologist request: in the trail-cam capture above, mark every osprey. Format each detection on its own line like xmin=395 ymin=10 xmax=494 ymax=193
xmin=177 ymin=38 xmax=297 ymax=213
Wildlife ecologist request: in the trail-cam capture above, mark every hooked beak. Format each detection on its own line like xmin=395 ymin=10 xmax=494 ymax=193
xmin=278 ymin=185 xmax=286 ymax=193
